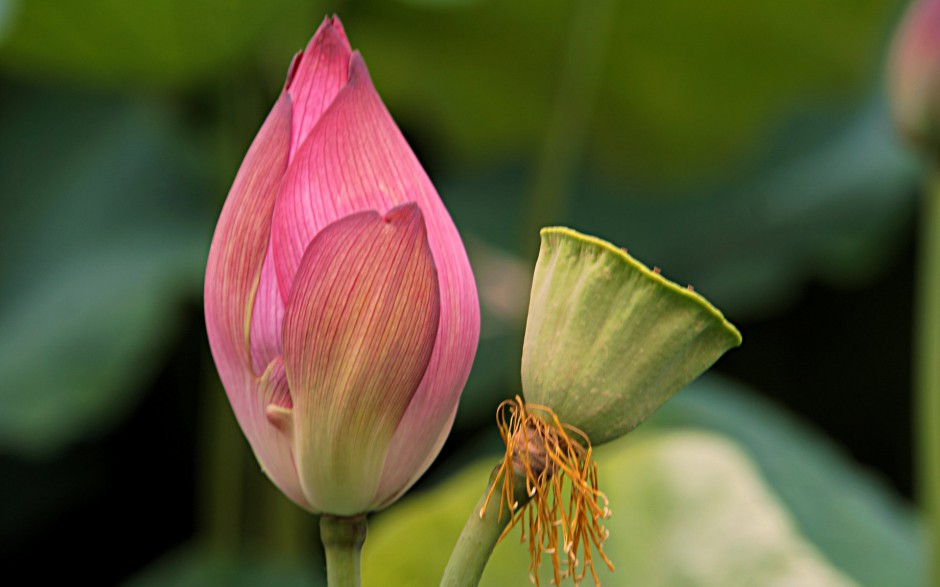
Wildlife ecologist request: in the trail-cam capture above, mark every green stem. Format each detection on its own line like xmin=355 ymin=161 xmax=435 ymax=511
xmin=320 ymin=515 xmax=367 ymax=587
xmin=916 ymin=170 xmax=940 ymax=585
xmin=521 ymin=0 xmax=618 ymax=255
xmin=441 ymin=466 xmax=533 ymax=587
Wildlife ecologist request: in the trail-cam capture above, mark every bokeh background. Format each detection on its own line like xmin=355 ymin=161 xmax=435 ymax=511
xmin=0 ymin=0 xmax=927 ymax=585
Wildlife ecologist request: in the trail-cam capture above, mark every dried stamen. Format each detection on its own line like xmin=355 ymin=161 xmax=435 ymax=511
xmin=481 ymin=396 xmax=614 ymax=586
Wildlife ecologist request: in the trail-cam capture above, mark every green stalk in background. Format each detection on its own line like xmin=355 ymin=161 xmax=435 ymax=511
xmin=521 ymin=0 xmax=618 ymax=256
xmin=915 ymin=170 xmax=940 ymax=585
xmin=198 ymin=363 xmax=244 ymax=553
xmin=877 ymin=0 xmax=940 ymax=579
xmin=260 ymin=478 xmax=310 ymax=560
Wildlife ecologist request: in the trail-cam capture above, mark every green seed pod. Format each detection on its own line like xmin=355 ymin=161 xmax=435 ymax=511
xmin=521 ymin=227 xmax=742 ymax=446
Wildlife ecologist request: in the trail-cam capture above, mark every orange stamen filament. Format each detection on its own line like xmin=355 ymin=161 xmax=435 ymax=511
xmin=480 ymin=396 xmax=614 ymax=586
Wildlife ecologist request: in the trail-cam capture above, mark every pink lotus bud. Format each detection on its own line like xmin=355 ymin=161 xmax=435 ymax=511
xmin=204 ymin=16 xmax=480 ymax=515
xmin=889 ymin=0 xmax=940 ymax=156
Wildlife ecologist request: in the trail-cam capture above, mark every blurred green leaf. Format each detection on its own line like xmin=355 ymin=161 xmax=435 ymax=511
xmin=0 ymin=0 xmax=323 ymax=88
xmin=576 ymin=97 xmax=919 ymax=316
xmin=0 ymin=1 xmax=16 ymax=43
xmin=395 ymin=0 xmax=483 ymax=6
xmin=125 ymin=547 xmax=323 ymax=587
xmin=650 ymin=376 xmax=924 ymax=587
xmin=0 ymin=86 xmax=211 ymax=456
xmin=448 ymin=95 xmax=918 ymax=321
xmin=357 ymin=0 xmax=899 ymax=177
xmin=0 ymin=1 xmax=904 ymax=173
xmin=366 ymin=430 xmax=866 ymax=586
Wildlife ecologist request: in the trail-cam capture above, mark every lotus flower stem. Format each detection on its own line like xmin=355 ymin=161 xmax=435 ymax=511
xmin=441 ymin=466 xmax=533 ymax=587
xmin=320 ymin=515 xmax=367 ymax=587
xmin=916 ymin=168 xmax=940 ymax=585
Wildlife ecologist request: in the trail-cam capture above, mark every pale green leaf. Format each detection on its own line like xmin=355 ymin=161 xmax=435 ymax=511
xmin=651 ymin=376 xmax=925 ymax=587
xmin=365 ymin=431 xmax=860 ymax=586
